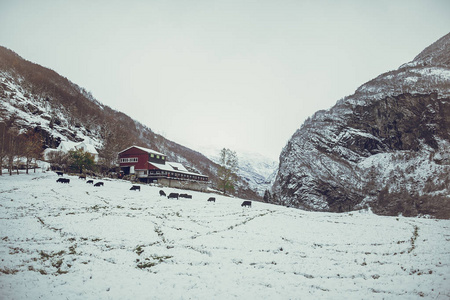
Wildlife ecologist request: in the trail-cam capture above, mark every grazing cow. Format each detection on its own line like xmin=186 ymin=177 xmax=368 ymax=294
xmin=167 ymin=193 xmax=179 ymax=200
xmin=86 ymin=180 xmax=93 ymax=184
xmin=56 ymin=171 xmax=63 ymax=176
xmin=56 ymin=178 xmax=70 ymax=184
xmin=241 ymin=201 xmax=252 ymax=207
xmin=94 ymin=182 xmax=104 ymax=187
xmin=79 ymin=175 xmax=86 ymax=180
xmin=130 ymin=185 xmax=141 ymax=191
xmin=179 ymin=193 xmax=192 ymax=199
xmin=159 ymin=190 xmax=166 ymax=197
xmin=207 ymin=197 xmax=216 ymax=202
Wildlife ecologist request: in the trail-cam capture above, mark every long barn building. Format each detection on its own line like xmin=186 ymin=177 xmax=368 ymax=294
xmin=118 ymin=146 xmax=208 ymax=190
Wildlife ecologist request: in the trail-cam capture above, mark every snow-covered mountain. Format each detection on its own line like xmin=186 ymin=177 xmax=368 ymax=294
xmin=236 ymin=151 xmax=278 ymax=196
xmin=272 ymin=33 xmax=450 ymax=218
xmin=0 ymin=46 xmax=260 ymax=200
xmin=197 ymin=146 xmax=278 ymax=196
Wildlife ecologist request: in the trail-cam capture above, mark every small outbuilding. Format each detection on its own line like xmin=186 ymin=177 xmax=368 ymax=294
xmin=43 ymin=140 xmax=99 ymax=162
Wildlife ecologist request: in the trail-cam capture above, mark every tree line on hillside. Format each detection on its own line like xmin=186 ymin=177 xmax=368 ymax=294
xmin=0 ymin=110 xmax=243 ymax=195
xmin=0 ymin=112 xmax=42 ymax=175
xmin=0 ymin=109 xmax=128 ymax=176
xmin=1 ymin=111 xmax=243 ymax=195
xmin=0 ymin=108 xmax=257 ymax=199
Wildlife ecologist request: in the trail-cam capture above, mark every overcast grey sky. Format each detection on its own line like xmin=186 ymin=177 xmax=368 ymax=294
xmin=1 ymin=0 xmax=449 ymax=159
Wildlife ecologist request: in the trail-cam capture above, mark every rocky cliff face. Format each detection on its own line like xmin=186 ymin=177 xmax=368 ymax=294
xmin=272 ymin=33 xmax=450 ymax=218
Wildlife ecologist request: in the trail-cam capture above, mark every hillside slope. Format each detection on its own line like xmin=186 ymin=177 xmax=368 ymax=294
xmin=1 ymin=171 xmax=449 ymax=299
xmin=272 ymin=33 xmax=450 ymax=218
xmin=0 ymin=46 xmax=260 ymax=200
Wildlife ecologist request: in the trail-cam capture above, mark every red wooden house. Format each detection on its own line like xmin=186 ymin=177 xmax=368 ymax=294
xmin=118 ymin=146 xmax=208 ymax=184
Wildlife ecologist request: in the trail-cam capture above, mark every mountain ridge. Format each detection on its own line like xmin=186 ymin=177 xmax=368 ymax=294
xmin=272 ymin=33 xmax=450 ymax=218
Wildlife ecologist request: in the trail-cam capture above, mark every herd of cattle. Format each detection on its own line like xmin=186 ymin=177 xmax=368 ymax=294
xmin=54 ymin=172 xmax=252 ymax=207
xmin=56 ymin=175 xmax=104 ymax=187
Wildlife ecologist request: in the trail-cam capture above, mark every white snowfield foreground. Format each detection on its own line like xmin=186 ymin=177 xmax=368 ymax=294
xmin=0 ymin=172 xmax=449 ymax=299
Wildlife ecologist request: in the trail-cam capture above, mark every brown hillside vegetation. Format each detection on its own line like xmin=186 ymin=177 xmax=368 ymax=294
xmin=0 ymin=46 xmax=260 ymax=200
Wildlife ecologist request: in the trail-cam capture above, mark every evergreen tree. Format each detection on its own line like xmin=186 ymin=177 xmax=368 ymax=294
xmin=69 ymin=148 xmax=95 ymax=174
xmin=263 ymin=190 xmax=273 ymax=203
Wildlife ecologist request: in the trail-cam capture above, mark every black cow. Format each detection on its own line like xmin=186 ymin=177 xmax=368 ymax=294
xmin=56 ymin=178 xmax=70 ymax=184
xmin=130 ymin=185 xmax=141 ymax=191
xmin=241 ymin=201 xmax=252 ymax=207
xmin=56 ymin=171 xmax=63 ymax=176
xmin=179 ymin=193 xmax=192 ymax=199
xmin=79 ymin=175 xmax=86 ymax=180
xmin=159 ymin=190 xmax=166 ymax=197
xmin=94 ymin=182 xmax=104 ymax=187
xmin=167 ymin=193 xmax=179 ymax=199
xmin=86 ymin=180 xmax=94 ymax=184
xmin=207 ymin=197 xmax=215 ymax=202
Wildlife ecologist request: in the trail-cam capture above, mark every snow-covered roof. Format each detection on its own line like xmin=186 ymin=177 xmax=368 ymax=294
xmin=57 ymin=141 xmax=79 ymax=152
xmin=119 ymin=145 xmax=165 ymax=156
xmin=80 ymin=142 xmax=98 ymax=155
xmin=167 ymin=162 xmax=188 ymax=172
xmin=57 ymin=141 xmax=98 ymax=155
xmin=149 ymin=161 xmax=206 ymax=177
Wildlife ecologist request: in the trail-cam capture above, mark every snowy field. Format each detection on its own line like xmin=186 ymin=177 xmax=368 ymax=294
xmin=1 ymin=171 xmax=449 ymax=299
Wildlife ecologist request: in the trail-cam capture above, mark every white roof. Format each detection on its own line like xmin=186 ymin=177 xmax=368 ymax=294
xmin=57 ymin=141 xmax=79 ymax=152
xmin=167 ymin=162 xmax=188 ymax=172
xmin=57 ymin=141 xmax=98 ymax=155
xmin=149 ymin=161 xmax=206 ymax=177
xmin=80 ymin=142 xmax=99 ymax=155
xmin=119 ymin=145 xmax=165 ymax=156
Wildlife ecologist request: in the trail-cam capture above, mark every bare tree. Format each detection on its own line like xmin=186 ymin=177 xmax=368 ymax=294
xmin=47 ymin=151 xmax=70 ymax=172
xmin=98 ymin=123 xmax=134 ymax=173
xmin=7 ymin=128 xmax=19 ymax=175
xmin=0 ymin=121 xmax=8 ymax=175
xmin=217 ymin=148 xmax=239 ymax=195
xmin=21 ymin=130 xmax=43 ymax=174
xmin=0 ymin=112 xmax=18 ymax=175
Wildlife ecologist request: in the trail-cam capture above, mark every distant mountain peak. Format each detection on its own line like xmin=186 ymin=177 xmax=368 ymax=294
xmin=400 ymin=32 xmax=450 ymax=69
xmin=412 ymin=32 xmax=450 ymax=67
